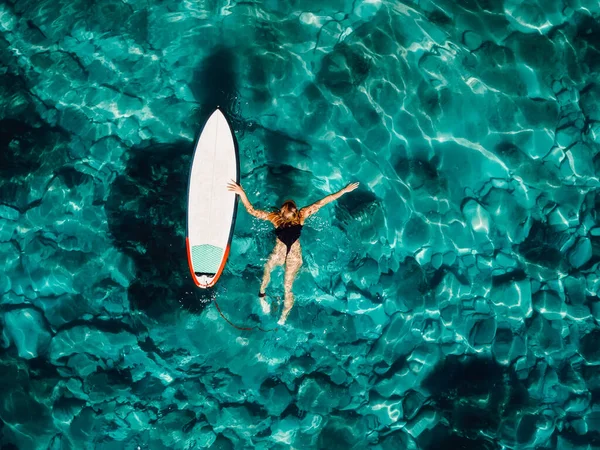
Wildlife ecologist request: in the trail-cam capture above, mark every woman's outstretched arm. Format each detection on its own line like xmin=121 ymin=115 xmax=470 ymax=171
xmin=300 ymin=182 xmax=359 ymax=220
xmin=227 ymin=181 xmax=275 ymax=223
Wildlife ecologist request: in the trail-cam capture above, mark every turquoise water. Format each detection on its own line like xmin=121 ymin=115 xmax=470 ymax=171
xmin=1 ymin=0 xmax=600 ymax=448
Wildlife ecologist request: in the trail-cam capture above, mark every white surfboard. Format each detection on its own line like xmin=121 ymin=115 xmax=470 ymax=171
xmin=186 ymin=108 xmax=239 ymax=288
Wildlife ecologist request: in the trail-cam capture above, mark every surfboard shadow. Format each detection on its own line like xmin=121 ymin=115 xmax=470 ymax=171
xmin=105 ymin=142 xmax=213 ymax=319
xmin=190 ymin=47 xmax=241 ymax=122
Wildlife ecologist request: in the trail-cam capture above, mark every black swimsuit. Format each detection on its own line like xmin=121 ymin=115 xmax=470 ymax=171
xmin=275 ymin=224 xmax=303 ymax=255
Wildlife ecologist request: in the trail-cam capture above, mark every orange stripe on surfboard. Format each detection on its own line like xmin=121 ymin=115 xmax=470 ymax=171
xmin=186 ymin=237 xmax=200 ymax=287
xmin=208 ymin=244 xmax=230 ymax=287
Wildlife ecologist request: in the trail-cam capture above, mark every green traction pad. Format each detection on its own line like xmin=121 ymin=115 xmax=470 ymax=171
xmin=191 ymin=244 xmax=224 ymax=274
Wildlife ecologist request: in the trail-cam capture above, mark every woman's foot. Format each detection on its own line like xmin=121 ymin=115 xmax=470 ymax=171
xmin=259 ymin=292 xmax=270 ymax=314
xmin=277 ymin=312 xmax=289 ymax=326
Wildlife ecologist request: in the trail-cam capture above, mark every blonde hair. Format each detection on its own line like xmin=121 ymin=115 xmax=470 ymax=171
xmin=272 ymin=200 xmax=300 ymax=226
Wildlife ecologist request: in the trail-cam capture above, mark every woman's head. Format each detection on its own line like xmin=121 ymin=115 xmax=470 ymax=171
xmin=280 ymin=200 xmax=298 ymax=221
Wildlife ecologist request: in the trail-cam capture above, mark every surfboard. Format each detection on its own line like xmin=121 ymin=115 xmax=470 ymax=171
xmin=186 ymin=108 xmax=239 ymax=288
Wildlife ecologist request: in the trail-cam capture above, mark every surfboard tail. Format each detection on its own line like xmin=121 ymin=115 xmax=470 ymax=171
xmin=186 ymin=238 xmax=231 ymax=288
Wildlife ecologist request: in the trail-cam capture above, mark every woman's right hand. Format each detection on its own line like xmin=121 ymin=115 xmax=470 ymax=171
xmin=227 ymin=181 xmax=245 ymax=196
xmin=343 ymin=182 xmax=359 ymax=193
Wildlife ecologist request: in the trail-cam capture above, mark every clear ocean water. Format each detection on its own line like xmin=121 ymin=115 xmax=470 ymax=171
xmin=1 ymin=0 xmax=600 ymax=448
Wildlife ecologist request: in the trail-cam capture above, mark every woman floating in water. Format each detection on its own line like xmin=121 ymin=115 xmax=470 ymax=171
xmin=227 ymin=181 xmax=359 ymax=325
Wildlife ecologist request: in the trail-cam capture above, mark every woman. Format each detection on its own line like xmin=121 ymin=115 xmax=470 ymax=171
xmin=227 ymin=180 xmax=359 ymax=325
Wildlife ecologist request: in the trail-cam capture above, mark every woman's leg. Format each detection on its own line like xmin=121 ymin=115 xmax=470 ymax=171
xmin=279 ymin=245 xmax=302 ymax=325
xmin=259 ymin=245 xmax=285 ymax=313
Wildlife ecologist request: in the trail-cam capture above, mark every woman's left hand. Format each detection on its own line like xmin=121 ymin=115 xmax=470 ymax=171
xmin=343 ymin=182 xmax=360 ymax=193
xmin=227 ymin=181 xmax=245 ymax=195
